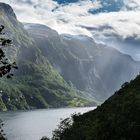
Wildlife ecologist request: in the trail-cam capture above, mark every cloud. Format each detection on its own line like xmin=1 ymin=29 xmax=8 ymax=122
xmin=0 ymin=0 xmax=138 ymax=37
xmin=0 ymin=0 xmax=139 ymax=37
xmin=0 ymin=0 xmax=101 ymax=36
xmin=0 ymin=0 xmax=140 ymax=59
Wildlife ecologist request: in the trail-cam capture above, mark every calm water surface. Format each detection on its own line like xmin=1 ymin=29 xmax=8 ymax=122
xmin=0 ymin=107 xmax=96 ymax=140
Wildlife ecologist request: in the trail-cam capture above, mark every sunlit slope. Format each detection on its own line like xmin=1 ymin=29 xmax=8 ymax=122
xmin=0 ymin=3 xmax=93 ymax=111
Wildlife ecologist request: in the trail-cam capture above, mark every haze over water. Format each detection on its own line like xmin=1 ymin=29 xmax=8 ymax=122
xmin=0 ymin=107 xmax=96 ymax=140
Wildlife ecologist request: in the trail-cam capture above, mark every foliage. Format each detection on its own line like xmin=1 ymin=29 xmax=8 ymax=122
xmin=52 ymin=113 xmax=80 ymax=140
xmin=0 ymin=120 xmax=6 ymax=140
xmin=52 ymin=75 xmax=140 ymax=140
xmin=0 ymin=3 xmax=97 ymax=111
xmin=0 ymin=60 xmax=90 ymax=111
xmin=0 ymin=25 xmax=18 ymax=139
xmin=40 ymin=136 xmax=50 ymax=140
xmin=0 ymin=25 xmax=17 ymax=78
xmin=0 ymin=24 xmax=90 ymax=111
xmin=52 ymin=117 xmax=72 ymax=140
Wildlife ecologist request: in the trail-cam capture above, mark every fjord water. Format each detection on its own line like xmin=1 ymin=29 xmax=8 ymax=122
xmin=0 ymin=107 xmax=96 ymax=140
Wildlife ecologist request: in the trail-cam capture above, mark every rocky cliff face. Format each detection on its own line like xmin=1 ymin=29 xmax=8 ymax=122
xmin=25 ymin=23 xmax=140 ymax=102
xmin=0 ymin=3 xmax=91 ymax=111
xmin=0 ymin=3 xmax=17 ymax=19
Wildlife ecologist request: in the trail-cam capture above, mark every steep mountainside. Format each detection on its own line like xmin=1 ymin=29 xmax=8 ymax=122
xmin=0 ymin=2 xmax=139 ymax=111
xmin=0 ymin=3 xmax=92 ymax=111
xmin=52 ymin=74 xmax=140 ymax=140
xmin=25 ymin=23 xmax=140 ymax=102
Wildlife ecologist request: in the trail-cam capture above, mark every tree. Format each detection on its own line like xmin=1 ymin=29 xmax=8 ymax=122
xmin=40 ymin=136 xmax=50 ymax=140
xmin=0 ymin=119 xmax=6 ymax=140
xmin=52 ymin=113 xmax=80 ymax=140
xmin=0 ymin=25 xmax=18 ymax=140
xmin=0 ymin=25 xmax=18 ymax=78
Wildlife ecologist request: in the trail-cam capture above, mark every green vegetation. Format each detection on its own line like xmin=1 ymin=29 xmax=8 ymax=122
xmin=0 ymin=3 xmax=96 ymax=111
xmin=52 ymin=75 xmax=140 ymax=140
xmin=0 ymin=22 xmax=18 ymax=139
xmin=0 ymin=120 xmax=6 ymax=140
xmin=0 ymin=60 xmax=91 ymax=110
xmin=0 ymin=24 xmax=18 ymax=111
xmin=0 ymin=97 xmax=7 ymax=111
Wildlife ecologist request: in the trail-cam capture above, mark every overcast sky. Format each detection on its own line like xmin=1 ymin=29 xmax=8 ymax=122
xmin=0 ymin=0 xmax=140 ymax=59
xmin=0 ymin=0 xmax=139 ymax=37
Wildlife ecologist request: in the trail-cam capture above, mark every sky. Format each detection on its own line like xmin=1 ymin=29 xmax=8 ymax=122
xmin=0 ymin=0 xmax=139 ymax=37
xmin=0 ymin=0 xmax=140 ymax=60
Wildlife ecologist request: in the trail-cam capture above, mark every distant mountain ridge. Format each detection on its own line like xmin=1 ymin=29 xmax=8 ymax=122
xmin=0 ymin=2 xmax=17 ymax=18
xmin=25 ymin=23 xmax=140 ymax=102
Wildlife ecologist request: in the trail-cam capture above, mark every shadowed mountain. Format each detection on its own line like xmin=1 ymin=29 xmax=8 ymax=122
xmin=24 ymin=23 xmax=140 ymax=102
xmin=52 ymin=74 xmax=140 ymax=140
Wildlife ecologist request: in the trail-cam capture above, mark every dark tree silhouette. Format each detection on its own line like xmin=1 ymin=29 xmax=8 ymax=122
xmin=40 ymin=136 xmax=50 ymax=140
xmin=0 ymin=120 xmax=6 ymax=140
xmin=0 ymin=25 xmax=18 ymax=140
xmin=0 ymin=25 xmax=18 ymax=78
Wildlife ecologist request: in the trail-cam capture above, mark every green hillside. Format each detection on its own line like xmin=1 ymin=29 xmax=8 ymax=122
xmin=52 ymin=74 xmax=140 ymax=140
xmin=0 ymin=3 xmax=95 ymax=111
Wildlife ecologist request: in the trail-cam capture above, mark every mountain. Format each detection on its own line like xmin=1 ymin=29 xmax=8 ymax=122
xmin=25 ymin=23 xmax=140 ymax=102
xmin=86 ymin=24 xmax=140 ymax=61
xmin=0 ymin=2 xmax=139 ymax=111
xmin=0 ymin=3 xmax=92 ymax=111
xmin=52 ymin=74 xmax=140 ymax=140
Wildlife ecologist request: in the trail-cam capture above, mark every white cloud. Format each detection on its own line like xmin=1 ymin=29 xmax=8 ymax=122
xmin=0 ymin=0 xmax=102 ymax=36
xmin=0 ymin=0 xmax=139 ymax=37
xmin=0 ymin=0 xmax=140 ymax=59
